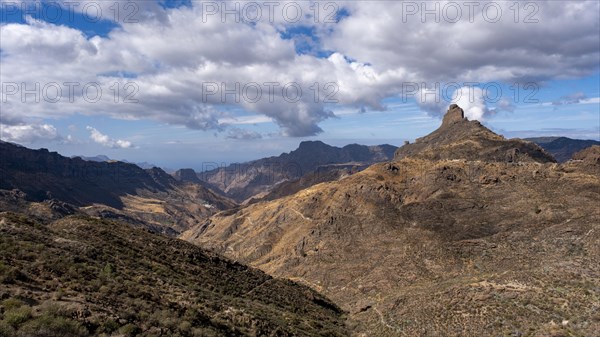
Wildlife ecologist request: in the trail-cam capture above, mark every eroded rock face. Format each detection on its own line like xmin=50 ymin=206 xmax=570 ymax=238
xmin=442 ymin=103 xmax=465 ymax=126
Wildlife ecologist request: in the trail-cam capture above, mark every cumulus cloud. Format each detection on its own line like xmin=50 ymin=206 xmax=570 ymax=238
xmin=0 ymin=123 xmax=60 ymax=143
xmin=492 ymin=98 xmax=516 ymax=113
xmin=416 ymin=86 xmax=515 ymax=121
xmin=0 ymin=1 xmax=598 ymax=137
xmin=86 ymin=126 xmax=134 ymax=148
xmin=324 ymin=1 xmax=600 ymax=82
xmin=450 ymin=87 xmax=492 ymax=121
xmin=415 ymin=87 xmax=447 ymax=117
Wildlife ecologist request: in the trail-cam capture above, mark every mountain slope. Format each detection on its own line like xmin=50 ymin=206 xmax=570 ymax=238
xmin=526 ymin=137 xmax=600 ymax=162
xmin=248 ymin=163 xmax=368 ymax=205
xmin=0 ymin=210 xmax=347 ymax=336
xmin=186 ymin=105 xmax=600 ymax=336
xmin=0 ymin=141 xmax=235 ymax=235
xmin=199 ymin=142 xmax=397 ymax=202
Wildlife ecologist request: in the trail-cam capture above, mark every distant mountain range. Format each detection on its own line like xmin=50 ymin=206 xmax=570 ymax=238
xmin=525 ymin=136 xmax=600 ymax=162
xmin=71 ymin=154 xmax=160 ymax=170
xmin=196 ymin=141 xmax=398 ymax=202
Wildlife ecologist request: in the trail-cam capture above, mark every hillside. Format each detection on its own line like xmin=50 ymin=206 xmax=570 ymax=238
xmin=198 ymin=142 xmax=397 ymax=202
xmin=186 ymin=105 xmax=600 ymax=336
xmin=0 ymin=141 xmax=235 ymax=235
xmin=526 ymin=137 xmax=600 ymax=163
xmin=248 ymin=164 xmax=369 ymax=205
xmin=0 ymin=207 xmax=347 ymax=336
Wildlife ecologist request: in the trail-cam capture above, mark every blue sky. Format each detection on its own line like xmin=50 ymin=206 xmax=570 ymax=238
xmin=1 ymin=1 xmax=599 ymax=170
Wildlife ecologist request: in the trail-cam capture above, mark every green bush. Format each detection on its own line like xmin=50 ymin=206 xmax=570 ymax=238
xmin=1 ymin=298 xmax=24 ymax=311
xmin=98 ymin=319 xmax=119 ymax=334
xmin=0 ymin=321 xmax=15 ymax=337
xmin=3 ymin=306 xmax=32 ymax=328
xmin=119 ymin=323 xmax=141 ymax=336
xmin=17 ymin=314 xmax=88 ymax=337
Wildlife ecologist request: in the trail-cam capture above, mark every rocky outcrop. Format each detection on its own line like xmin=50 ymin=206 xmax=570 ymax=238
xmin=174 ymin=168 xmax=203 ymax=184
xmin=441 ymin=103 xmax=465 ymax=126
xmin=394 ymin=105 xmax=556 ymax=163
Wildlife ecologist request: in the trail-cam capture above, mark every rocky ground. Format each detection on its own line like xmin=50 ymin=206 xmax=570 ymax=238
xmin=0 ymin=206 xmax=347 ymax=336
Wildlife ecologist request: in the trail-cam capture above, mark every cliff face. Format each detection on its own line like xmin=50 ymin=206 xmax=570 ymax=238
xmin=187 ymin=105 xmax=600 ymax=336
xmin=441 ymin=103 xmax=465 ymax=125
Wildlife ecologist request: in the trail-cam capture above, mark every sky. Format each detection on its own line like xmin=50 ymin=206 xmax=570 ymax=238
xmin=0 ymin=0 xmax=599 ymax=170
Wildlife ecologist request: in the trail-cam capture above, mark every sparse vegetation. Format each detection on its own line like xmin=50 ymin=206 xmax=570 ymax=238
xmin=0 ymin=212 xmax=347 ymax=336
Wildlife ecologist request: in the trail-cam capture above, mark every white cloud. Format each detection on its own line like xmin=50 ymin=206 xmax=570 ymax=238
xmin=451 ymin=87 xmax=491 ymax=121
xmin=0 ymin=1 xmax=598 ymax=137
xmin=324 ymin=1 xmax=600 ymax=82
xmin=86 ymin=126 xmax=134 ymax=148
xmin=0 ymin=123 xmax=60 ymax=143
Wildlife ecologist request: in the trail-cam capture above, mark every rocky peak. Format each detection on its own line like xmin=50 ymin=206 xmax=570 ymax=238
xmin=174 ymin=168 xmax=201 ymax=183
xmin=394 ymin=104 xmax=555 ymax=163
xmin=441 ymin=103 xmax=465 ymax=127
xmin=296 ymin=140 xmax=332 ymax=152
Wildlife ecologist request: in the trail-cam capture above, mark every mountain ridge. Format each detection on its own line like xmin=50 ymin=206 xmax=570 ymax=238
xmin=525 ymin=136 xmax=600 ymax=162
xmin=198 ymin=141 xmax=398 ymax=202
xmin=0 ymin=140 xmax=235 ymax=235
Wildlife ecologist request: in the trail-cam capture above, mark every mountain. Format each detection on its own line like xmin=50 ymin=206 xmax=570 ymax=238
xmin=174 ymin=168 xmax=204 ymax=184
xmin=71 ymin=155 xmax=111 ymax=162
xmin=72 ymin=155 xmax=160 ymax=170
xmin=185 ymin=105 xmax=600 ymax=336
xmin=247 ymin=163 xmax=369 ymax=205
xmin=525 ymin=137 xmax=600 ymax=163
xmin=199 ymin=141 xmax=397 ymax=202
xmin=122 ymin=160 xmax=158 ymax=170
xmin=394 ymin=104 xmax=556 ymax=163
xmin=0 ymin=141 xmax=235 ymax=235
xmin=0 ymin=208 xmax=347 ymax=336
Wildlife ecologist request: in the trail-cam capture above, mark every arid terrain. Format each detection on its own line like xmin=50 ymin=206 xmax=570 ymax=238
xmin=186 ymin=106 xmax=600 ymax=336
xmin=0 ymin=203 xmax=347 ymax=336
xmin=1 ymin=105 xmax=599 ymax=336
